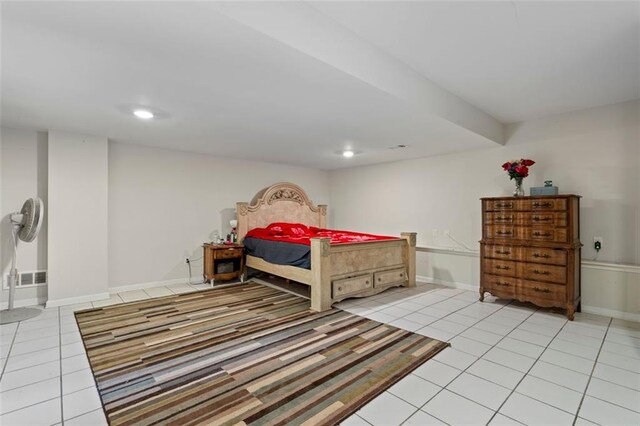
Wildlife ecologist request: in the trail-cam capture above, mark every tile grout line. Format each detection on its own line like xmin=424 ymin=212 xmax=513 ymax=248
xmin=353 ymin=289 xmax=548 ymax=424
xmin=0 ymin=396 xmax=62 ymax=417
xmin=0 ymin=323 xmax=19 ymax=382
xmin=396 ymin=300 xmax=541 ymax=425
xmin=484 ymin=313 xmax=572 ymax=424
xmin=415 ymin=302 xmax=540 ymax=424
xmin=364 ymin=288 xmax=493 ymax=332
xmin=347 ymin=287 xmax=504 ymax=425
xmin=63 ymin=408 xmax=104 ymax=424
xmin=571 ymin=316 xmax=612 ymax=426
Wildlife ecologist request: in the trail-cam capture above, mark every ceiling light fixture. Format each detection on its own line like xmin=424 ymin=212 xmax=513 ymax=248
xmin=342 ymin=150 xmax=355 ymax=158
xmin=133 ymin=109 xmax=154 ymax=119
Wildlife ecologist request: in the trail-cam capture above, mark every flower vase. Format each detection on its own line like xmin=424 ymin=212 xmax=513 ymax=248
xmin=513 ymin=177 xmax=525 ymax=197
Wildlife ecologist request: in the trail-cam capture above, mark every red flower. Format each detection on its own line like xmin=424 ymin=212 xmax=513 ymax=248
xmin=523 ymin=159 xmax=535 ymax=166
xmin=514 ymin=166 xmax=529 ymax=177
xmin=501 ymin=162 xmax=511 ymax=170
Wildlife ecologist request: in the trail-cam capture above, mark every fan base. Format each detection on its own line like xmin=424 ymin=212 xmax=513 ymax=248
xmin=0 ymin=307 xmax=42 ymax=324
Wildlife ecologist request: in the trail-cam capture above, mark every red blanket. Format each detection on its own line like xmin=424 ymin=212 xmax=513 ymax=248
xmin=245 ymin=222 xmax=399 ymax=245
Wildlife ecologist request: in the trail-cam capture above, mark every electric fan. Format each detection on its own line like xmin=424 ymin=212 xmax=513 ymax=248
xmin=0 ymin=198 xmax=45 ymax=324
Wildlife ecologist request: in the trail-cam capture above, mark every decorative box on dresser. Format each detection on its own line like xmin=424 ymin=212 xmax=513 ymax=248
xmin=480 ymin=195 xmax=582 ymax=320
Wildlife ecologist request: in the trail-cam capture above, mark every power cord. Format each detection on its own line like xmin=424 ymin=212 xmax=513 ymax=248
xmin=186 ymin=256 xmax=205 ymax=285
xmin=444 ymin=231 xmax=479 ymax=252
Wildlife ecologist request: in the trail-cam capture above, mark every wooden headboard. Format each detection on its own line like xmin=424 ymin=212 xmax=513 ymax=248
xmin=236 ymin=182 xmax=327 ymax=240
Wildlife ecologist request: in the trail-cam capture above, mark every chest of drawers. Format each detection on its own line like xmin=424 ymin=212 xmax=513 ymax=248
xmin=480 ymin=195 xmax=581 ymax=320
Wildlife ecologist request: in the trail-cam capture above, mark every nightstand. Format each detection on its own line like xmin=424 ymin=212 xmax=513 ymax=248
xmin=203 ymin=243 xmax=245 ymax=286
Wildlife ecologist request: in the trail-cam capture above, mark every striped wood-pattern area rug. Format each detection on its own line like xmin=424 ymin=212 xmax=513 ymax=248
xmin=75 ymin=282 xmax=449 ymax=426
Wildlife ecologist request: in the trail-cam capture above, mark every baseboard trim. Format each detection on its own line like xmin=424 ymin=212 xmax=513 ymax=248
xmin=0 ymin=296 xmax=48 ymax=310
xmin=416 ymin=274 xmax=639 ymax=322
xmin=416 ymin=275 xmax=478 ymax=292
xmin=46 ymin=292 xmax=111 ymax=308
xmin=580 ymin=306 xmax=640 ymax=323
xmin=44 ymin=278 xmax=200 ymax=308
xmin=108 ymin=277 xmax=192 ymax=293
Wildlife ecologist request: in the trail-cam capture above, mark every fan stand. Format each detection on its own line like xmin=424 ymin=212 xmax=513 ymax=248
xmin=0 ymin=225 xmax=42 ymax=324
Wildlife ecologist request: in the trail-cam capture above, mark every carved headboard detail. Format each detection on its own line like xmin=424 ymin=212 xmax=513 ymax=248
xmin=236 ymin=182 xmax=327 ymax=240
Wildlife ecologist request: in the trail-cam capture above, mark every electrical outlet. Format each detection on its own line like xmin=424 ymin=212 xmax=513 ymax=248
xmin=594 ymin=237 xmax=603 ymax=251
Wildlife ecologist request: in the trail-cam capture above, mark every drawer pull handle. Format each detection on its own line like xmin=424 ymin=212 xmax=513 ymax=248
xmin=532 ymin=217 xmax=552 ymax=222
xmin=365 ymin=281 xmax=369 ymax=285
xmin=496 ymin=216 xmax=513 ymax=222
xmin=533 ymin=202 xmax=553 ymax=208
xmin=532 ymin=253 xmax=551 ymax=259
xmin=399 ymin=273 xmax=404 ymax=277
xmin=533 ymin=287 xmax=551 ymax=293
xmin=533 ymin=269 xmax=551 ymax=275
xmin=496 ymin=231 xmax=512 ymax=235
xmin=496 ymin=282 xmax=511 ymax=287
xmin=338 ymin=286 xmax=343 ymax=292
xmin=496 ymin=265 xmax=511 ymax=270
xmin=496 ymin=250 xmax=511 ymax=255
xmin=533 ymin=232 xmax=551 ymax=237
xmin=378 ymin=278 xmax=381 ymax=282
xmin=495 ymin=203 xmax=513 ymax=208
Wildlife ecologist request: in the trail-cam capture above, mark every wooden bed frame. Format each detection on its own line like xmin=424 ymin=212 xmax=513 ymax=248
xmin=237 ymin=182 xmax=416 ymax=312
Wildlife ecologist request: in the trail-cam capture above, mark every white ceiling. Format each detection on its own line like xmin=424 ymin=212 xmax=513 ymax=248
xmin=313 ymin=1 xmax=640 ymax=123
xmin=2 ymin=1 xmax=638 ymax=169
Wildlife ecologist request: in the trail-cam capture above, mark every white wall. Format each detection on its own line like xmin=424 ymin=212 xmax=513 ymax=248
xmin=0 ymin=129 xmax=330 ymax=302
xmin=329 ymin=100 xmax=640 ymax=317
xmin=0 ymin=127 xmax=48 ymax=307
xmin=47 ymin=131 xmax=109 ymax=305
xmin=108 ymin=142 xmax=330 ymax=288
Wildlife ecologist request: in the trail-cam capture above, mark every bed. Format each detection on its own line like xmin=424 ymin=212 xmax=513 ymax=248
xmin=236 ymin=182 xmax=416 ymax=312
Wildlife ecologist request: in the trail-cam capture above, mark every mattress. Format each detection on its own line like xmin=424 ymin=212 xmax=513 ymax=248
xmin=243 ymin=237 xmax=311 ymax=269
xmin=243 ymin=222 xmax=398 ymax=269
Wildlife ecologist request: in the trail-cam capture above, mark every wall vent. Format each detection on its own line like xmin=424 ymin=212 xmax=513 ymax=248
xmin=2 ymin=270 xmax=47 ymax=289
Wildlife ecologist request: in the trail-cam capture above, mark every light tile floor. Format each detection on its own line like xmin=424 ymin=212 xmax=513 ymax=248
xmin=1 ymin=282 xmax=639 ymax=425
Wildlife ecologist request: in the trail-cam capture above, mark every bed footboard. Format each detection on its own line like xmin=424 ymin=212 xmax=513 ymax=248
xmin=309 ymin=232 xmax=417 ymax=312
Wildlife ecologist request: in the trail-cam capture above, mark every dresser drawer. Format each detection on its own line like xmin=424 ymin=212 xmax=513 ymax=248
xmin=518 ymin=280 xmax=566 ymax=303
xmin=524 ymin=228 xmax=568 ymax=243
xmin=484 ymin=212 xmax=517 ymax=225
xmin=524 ymin=248 xmax=567 ymax=266
xmin=525 ymin=198 xmax=568 ymax=211
xmin=214 ymin=248 xmax=243 ymax=259
xmin=484 ymin=245 xmax=522 ymax=261
xmin=518 ymin=263 xmax=566 ymax=284
xmin=528 ymin=212 xmax=567 ymax=227
xmin=483 ymin=274 xmax=516 ymax=298
xmin=333 ymin=274 xmax=373 ymax=298
xmin=485 ymin=226 xmax=525 ymax=240
xmin=484 ymin=199 xmax=520 ymax=211
xmin=374 ymin=268 xmax=406 ymax=287
xmin=483 ymin=259 xmax=517 ymax=277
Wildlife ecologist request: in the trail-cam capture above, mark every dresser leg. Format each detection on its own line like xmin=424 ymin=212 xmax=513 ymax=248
xmin=567 ymin=305 xmax=575 ymax=321
xmin=479 ymin=289 xmax=485 ymax=302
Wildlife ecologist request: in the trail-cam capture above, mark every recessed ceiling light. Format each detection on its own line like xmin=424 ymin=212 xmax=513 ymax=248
xmin=133 ymin=109 xmax=154 ymax=119
xmin=342 ymin=150 xmax=355 ymax=158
